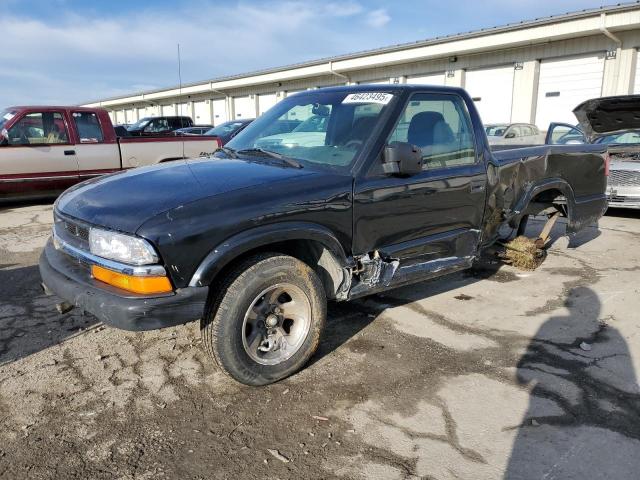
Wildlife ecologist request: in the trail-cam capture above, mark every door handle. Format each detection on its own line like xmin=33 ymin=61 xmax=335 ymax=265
xmin=64 ymin=150 xmax=76 ymax=156
xmin=469 ymin=181 xmax=485 ymax=193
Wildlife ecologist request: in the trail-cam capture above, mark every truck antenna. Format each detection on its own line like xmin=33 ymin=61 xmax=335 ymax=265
xmin=178 ymin=43 xmax=185 ymax=159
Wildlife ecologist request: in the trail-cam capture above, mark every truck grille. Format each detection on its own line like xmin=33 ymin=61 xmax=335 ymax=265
xmin=63 ymin=221 xmax=89 ymax=241
xmin=54 ymin=213 xmax=91 ymax=251
xmin=609 ymin=170 xmax=640 ymax=188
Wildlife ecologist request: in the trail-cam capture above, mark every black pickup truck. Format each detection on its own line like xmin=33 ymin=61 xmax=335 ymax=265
xmin=40 ymin=85 xmax=608 ymax=385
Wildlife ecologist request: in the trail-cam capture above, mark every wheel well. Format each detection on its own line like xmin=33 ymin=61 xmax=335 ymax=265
xmin=208 ymin=239 xmax=346 ymax=300
xmin=524 ymin=188 xmax=568 ymax=217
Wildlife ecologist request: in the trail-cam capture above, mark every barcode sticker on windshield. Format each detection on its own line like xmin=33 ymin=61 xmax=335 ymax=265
xmin=342 ymin=93 xmax=393 ymax=105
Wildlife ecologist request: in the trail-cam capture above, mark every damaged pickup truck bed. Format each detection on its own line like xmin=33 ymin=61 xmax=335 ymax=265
xmin=40 ymin=85 xmax=608 ymax=385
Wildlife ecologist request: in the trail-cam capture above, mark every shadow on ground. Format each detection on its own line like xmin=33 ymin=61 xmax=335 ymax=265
xmin=505 ymin=286 xmax=640 ymax=479
xmin=0 ymin=264 xmax=98 ymax=365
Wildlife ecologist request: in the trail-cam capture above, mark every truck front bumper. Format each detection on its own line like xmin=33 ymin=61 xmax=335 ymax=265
xmin=39 ymin=238 xmax=208 ymax=331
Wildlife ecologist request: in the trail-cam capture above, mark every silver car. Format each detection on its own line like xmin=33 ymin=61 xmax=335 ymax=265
xmin=485 ymin=123 xmax=544 ymax=146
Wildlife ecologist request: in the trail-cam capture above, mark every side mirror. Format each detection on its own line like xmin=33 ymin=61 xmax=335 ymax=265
xmin=0 ymin=129 xmax=8 ymax=146
xmin=505 ymin=132 xmax=516 ymax=139
xmin=383 ymin=141 xmax=423 ymax=176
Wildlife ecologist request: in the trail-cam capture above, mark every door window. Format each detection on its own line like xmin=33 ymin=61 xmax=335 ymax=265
xmin=389 ymin=93 xmax=476 ymax=169
xmin=508 ymin=126 xmax=522 ymax=137
xmin=7 ymin=112 xmax=68 ymax=145
xmin=145 ymin=118 xmax=170 ymax=133
xmin=547 ymin=125 xmax=585 ymax=145
xmin=169 ymin=117 xmax=189 ymax=129
xmin=72 ymin=112 xmax=104 ymax=143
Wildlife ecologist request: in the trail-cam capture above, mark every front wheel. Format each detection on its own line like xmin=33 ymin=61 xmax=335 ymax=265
xmin=201 ymin=253 xmax=326 ymax=386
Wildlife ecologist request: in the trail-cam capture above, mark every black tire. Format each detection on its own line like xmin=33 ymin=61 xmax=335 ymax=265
xmin=201 ymin=253 xmax=326 ymax=386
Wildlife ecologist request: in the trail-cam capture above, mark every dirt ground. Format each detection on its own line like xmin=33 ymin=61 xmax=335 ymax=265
xmin=1 ymin=202 xmax=640 ymax=480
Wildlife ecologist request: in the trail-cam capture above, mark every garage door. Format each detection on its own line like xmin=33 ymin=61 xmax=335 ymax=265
xmin=465 ymin=66 xmax=515 ymax=124
xmin=258 ymin=93 xmax=278 ymax=115
xmin=535 ymin=54 xmax=605 ymax=128
xmin=233 ymin=96 xmax=255 ymax=120
xmin=406 ymin=73 xmax=445 ymax=86
xmin=124 ymin=109 xmax=135 ymax=124
xmin=161 ymin=105 xmax=175 ymax=116
xmin=193 ymin=101 xmax=211 ymax=125
xmin=212 ymin=99 xmax=228 ymax=126
xmin=634 ymin=51 xmax=640 ymax=93
xmin=176 ymin=103 xmax=189 ymax=117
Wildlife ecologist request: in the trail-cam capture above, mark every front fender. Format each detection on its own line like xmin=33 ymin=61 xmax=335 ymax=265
xmin=188 ymin=221 xmax=350 ymax=287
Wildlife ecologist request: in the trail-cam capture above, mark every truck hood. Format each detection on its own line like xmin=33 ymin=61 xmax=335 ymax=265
xmin=573 ymin=95 xmax=640 ymax=141
xmin=56 ymin=157 xmax=316 ymax=233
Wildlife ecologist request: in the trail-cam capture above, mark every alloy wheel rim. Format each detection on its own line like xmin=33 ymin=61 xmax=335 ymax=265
xmin=241 ymin=283 xmax=312 ymax=365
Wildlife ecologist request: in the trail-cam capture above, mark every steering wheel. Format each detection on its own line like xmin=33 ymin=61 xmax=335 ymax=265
xmin=344 ymin=139 xmax=362 ymax=149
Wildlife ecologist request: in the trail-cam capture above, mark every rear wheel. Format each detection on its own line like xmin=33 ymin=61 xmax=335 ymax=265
xmin=201 ymin=253 xmax=326 ymax=386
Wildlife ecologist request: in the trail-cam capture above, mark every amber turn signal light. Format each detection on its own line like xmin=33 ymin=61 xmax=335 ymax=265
xmin=91 ymin=265 xmax=172 ymax=294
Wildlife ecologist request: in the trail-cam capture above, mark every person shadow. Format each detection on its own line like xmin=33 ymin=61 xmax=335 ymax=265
xmin=505 ymin=286 xmax=640 ymax=479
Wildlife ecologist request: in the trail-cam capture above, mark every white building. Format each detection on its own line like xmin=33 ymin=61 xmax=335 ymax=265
xmin=83 ymin=3 xmax=640 ymax=130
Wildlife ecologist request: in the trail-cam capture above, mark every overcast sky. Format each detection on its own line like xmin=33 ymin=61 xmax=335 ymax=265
xmin=0 ymin=0 xmax=623 ymax=106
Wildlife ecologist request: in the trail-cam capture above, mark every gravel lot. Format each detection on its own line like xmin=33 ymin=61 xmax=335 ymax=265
xmin=1 ymin=201 xmax=640 ymax=480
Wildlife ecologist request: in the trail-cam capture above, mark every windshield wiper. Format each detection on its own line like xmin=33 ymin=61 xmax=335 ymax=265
xmin=236 ymin=148 xmax=303 ymax=169
xmin=215 ymin=146 xmax=238 ymax=158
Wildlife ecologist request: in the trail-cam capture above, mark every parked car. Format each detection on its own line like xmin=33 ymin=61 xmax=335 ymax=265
xmin=203 ymin=119 xmax=253 ymax=145
xmin=174 ymin=126 xmax=214 ymax=136
xmin=546 ymin=95 xmax=640 ymax=209
xmin=0 ymin=106 xmax=221 ymax=201
xmin=485 ymin=123 xmax=544 ymax=146
xmin=40 ymin=85 xmax=608 ymax=386
xmin=255 ymin=113 xmax=329 ymax=149
xmin=127 ymin=116 xmax=193 ymax=136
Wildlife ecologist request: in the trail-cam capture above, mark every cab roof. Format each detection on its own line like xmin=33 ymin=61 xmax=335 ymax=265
xmin=288 ymin=84 xmax=465 ymax=95
xmin=5 ymin=105 xmax=107 ymax=112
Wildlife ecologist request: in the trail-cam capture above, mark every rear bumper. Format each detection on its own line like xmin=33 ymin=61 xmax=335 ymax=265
xmin=39 ymin=238 xmax=208 ymax=331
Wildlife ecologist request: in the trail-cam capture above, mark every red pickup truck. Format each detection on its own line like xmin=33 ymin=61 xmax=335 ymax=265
xmin=0 ymin=106 xmax=221 ymax=201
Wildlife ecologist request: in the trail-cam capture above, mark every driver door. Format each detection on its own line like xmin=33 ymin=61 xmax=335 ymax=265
xmin=352 ymin=92 xmax=487 ymax=280
xmin=0 ymin=110 xmax=79 ymax=197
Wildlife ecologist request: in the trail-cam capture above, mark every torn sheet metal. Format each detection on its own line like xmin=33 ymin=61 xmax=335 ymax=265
xmin=357 ymin=251 xmax=399 ymax=288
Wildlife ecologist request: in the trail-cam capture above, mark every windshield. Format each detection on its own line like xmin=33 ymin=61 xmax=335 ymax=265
xmin=595 ymin=130 xmax=640 ymax=145
xmin=292 ymin=115 xmax=328 ymax=133
xmin=0 ymin=109 xmax=17 ymax=130
xmin=485 ymin=125 xmax=508 ymax=136
xmin=205 ymin=121 xmax=247 ymax=136
xmin=224 ymin=90 xmax=395 ymax=171
xmin=128 ymin=118 xmax=151 ymax=130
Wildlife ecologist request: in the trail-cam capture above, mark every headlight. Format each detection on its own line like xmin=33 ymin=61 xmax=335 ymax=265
xmin=89 ymin=228 xmax=159 ymax=265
